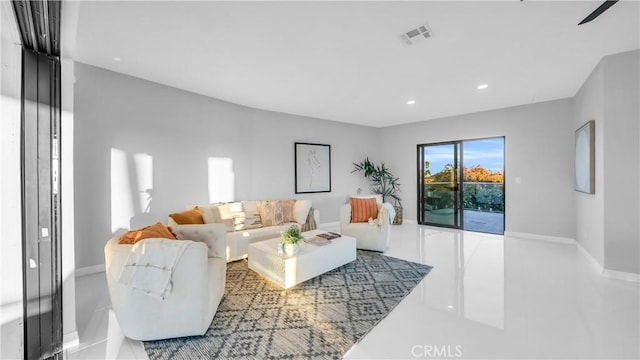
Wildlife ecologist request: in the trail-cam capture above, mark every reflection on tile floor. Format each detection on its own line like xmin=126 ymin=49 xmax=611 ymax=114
xmin=68 ymin=223 xmax=639 ymax=359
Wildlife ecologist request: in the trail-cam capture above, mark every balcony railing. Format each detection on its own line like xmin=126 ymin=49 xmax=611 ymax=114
xmin=463 ymin=182 xmax=504 ymax=213
xmin=424 ymin=181 xmax=504 ymax=214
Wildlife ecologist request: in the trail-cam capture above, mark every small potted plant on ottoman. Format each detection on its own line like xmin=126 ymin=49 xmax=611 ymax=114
xmin=280 ymin=225 xmax=304 ymax=255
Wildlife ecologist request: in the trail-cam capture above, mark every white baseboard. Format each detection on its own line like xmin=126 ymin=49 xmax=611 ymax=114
xmin=503 ymin=231 xmax=575 ymax=245
xmin=63 ymin=331 xmax=79 ymax=350
xmin=75 ymin=264 xmax=105 ymax=277
xmin=506 ymin=231 xmax=639 ymax=282
xmin=575 ymin=241 xmax=604 ymax=273
xmin=401 ymin=219 xmax=418 ymax=225
xmin=603 ymin=269 xmax=640 ymax=283
xmin=573 ymin=240 xmax=639 ymax=282
xmin=319 ymin=220 xmax=417 ymax=228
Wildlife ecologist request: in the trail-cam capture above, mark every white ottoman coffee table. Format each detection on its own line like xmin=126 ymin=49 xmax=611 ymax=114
xmin=248 ymin=230 xmax=356 ymax=289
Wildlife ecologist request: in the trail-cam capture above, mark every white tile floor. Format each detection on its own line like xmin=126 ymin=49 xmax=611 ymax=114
xmin=66 ymin=223 xmax=640 ymax=359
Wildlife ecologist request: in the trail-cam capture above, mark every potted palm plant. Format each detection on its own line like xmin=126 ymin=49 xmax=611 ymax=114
xmin=352 ymin=158 xmax=403 ymax=224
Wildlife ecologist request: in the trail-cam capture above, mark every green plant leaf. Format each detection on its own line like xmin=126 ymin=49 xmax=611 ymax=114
xmin=352 ymin=158 xmax=402 ymax=206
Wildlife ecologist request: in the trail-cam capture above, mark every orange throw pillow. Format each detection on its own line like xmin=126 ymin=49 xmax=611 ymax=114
xmin=169 ymin=208 xmax=204 ymax=225
xmin=118 ymin=222 xmax=177 ymax=244
xmin=350 ymin=197 xmax=378 ymax=223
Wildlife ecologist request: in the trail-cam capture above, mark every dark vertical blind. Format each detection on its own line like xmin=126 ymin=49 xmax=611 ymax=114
xmin=12 ymin=0 xmax=60 ymax=56
xmin=21 ymin=47 xmax=63 ymax=360
xmin=12 ymin=1 xmax=63 ymax=359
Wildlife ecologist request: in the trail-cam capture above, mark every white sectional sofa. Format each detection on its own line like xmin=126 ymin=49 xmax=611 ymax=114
xmin=169 ymin=199 xmax=319 ymax=262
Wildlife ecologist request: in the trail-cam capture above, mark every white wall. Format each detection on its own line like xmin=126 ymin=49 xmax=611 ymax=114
xmin=0 ymin=2 xmax=23 ymax=358
xmin=379 ymin=99 xmax=576 ymax=239
xmin=61 ymin=59 xmax=79 ymax=348
xmin=74 ymin=51 xmax=638 ymax=274
xmin=61 ymin=1 xmax=80 ymax=347
xmin=601 ymin=50 xmax=639 ymax=274
xmin=574 ymin=50 xmax=639 ymax=275
xmin=74 ymin=62 xmax=380 ymax=269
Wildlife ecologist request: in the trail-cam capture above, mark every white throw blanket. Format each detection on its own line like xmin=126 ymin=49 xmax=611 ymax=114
xmin=118 ymin=238 xmax=192 ymax=299
xmin=368 ymin=204 xmax=396 ymax=231
xmin=382 ymin=203 xmax=397 ymax=222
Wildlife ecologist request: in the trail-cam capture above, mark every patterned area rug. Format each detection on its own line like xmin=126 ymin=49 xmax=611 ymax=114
xmin=144 ymin=250 xmax=432 ymax=359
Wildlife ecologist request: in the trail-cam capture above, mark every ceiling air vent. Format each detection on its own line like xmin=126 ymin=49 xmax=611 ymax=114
xmin=400 ymin=24 xmax=433 ymax=46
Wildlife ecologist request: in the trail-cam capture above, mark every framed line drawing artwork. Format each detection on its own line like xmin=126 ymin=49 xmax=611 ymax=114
xmin=575 ymin=120 xmax=595 ymax=194
xmin=295 ymin=142 xmax=331 ymax=193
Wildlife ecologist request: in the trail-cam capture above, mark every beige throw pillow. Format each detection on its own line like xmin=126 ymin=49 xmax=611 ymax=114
xmin=197 ymin=203 xmax=239 ymax=232
xmin=198 ymin=204 xmax=222 ymax=224
xmin=281 ymin=199 xmax=296 ymax=223
xmin=256 ymin=200 xmax=284 ymax=226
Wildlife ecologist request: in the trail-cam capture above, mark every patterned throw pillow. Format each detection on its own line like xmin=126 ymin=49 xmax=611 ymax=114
xmin=117 ymin=222 xmax=177 ymax=244
xmin=281 ymin=199 xmax=296 ymax=223
xmin=300 ymin=207 xmax=317 ymax=232
xmin=350 ymin=197 xmax=379 ymax=223
xmin=256 ymin=200 xmax=284 ymax=226
xmin=168 ymin=208 xmax=204 ymax=225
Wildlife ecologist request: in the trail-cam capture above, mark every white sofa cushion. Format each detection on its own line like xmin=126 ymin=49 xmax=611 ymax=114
xmin=242 ymin=201 xmax=258 ymax=215
xmin=293 ymin=199 xmax=312 ymax=224
xmin=219 ymin=202 xmax=242 ymax=218
xmin=234 ymin=201 xmax=263 ymax=230
xmin=197 ymin=204 xmax=236 ymax=232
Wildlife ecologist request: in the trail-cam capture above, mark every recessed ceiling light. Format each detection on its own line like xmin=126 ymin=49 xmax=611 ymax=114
xmin=113 ymin=57 xmax=121 ymax=62
xmin=477 ymin=84 xmax=489 ymax=90
xmin=406 ymin=99 xmax=416 ymax=105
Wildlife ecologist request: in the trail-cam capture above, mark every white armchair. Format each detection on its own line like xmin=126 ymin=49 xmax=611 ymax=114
xmin=340 ymin=201 xmax=396 ymax=252
xmin=104 ymin=223 xmax=227 ymax=341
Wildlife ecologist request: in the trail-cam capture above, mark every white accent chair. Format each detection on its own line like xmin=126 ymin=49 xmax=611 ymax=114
xmin=339 ymin=196 xmax=396 ymax=252
xmin=104 ymin=223 xmax=226 ymax=341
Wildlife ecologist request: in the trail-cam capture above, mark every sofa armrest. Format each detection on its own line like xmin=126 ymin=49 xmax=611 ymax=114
xmin=340 ymin=204 xmax=352 ymax=227
xmin=377 ymin=203 xmax=396 ymax=226
xmin=169 ymin=223 xmax=227 ymax=259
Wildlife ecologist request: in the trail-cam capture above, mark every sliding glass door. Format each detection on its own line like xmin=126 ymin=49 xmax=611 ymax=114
xmin=418 ymin=137 xmax=505 ymax=234
xmin=461 ymin=138 xmax=505 ymax=234
xmin=418 ymin=142 xmax=461 ymax=228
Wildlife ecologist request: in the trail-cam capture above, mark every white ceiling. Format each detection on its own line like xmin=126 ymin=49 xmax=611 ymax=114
xmin=73 ymin=1 xmax=640 ymax=127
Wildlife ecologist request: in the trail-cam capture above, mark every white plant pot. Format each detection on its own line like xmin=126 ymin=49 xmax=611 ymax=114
xmin=283 ymin=243 xmax=299 ymax=256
